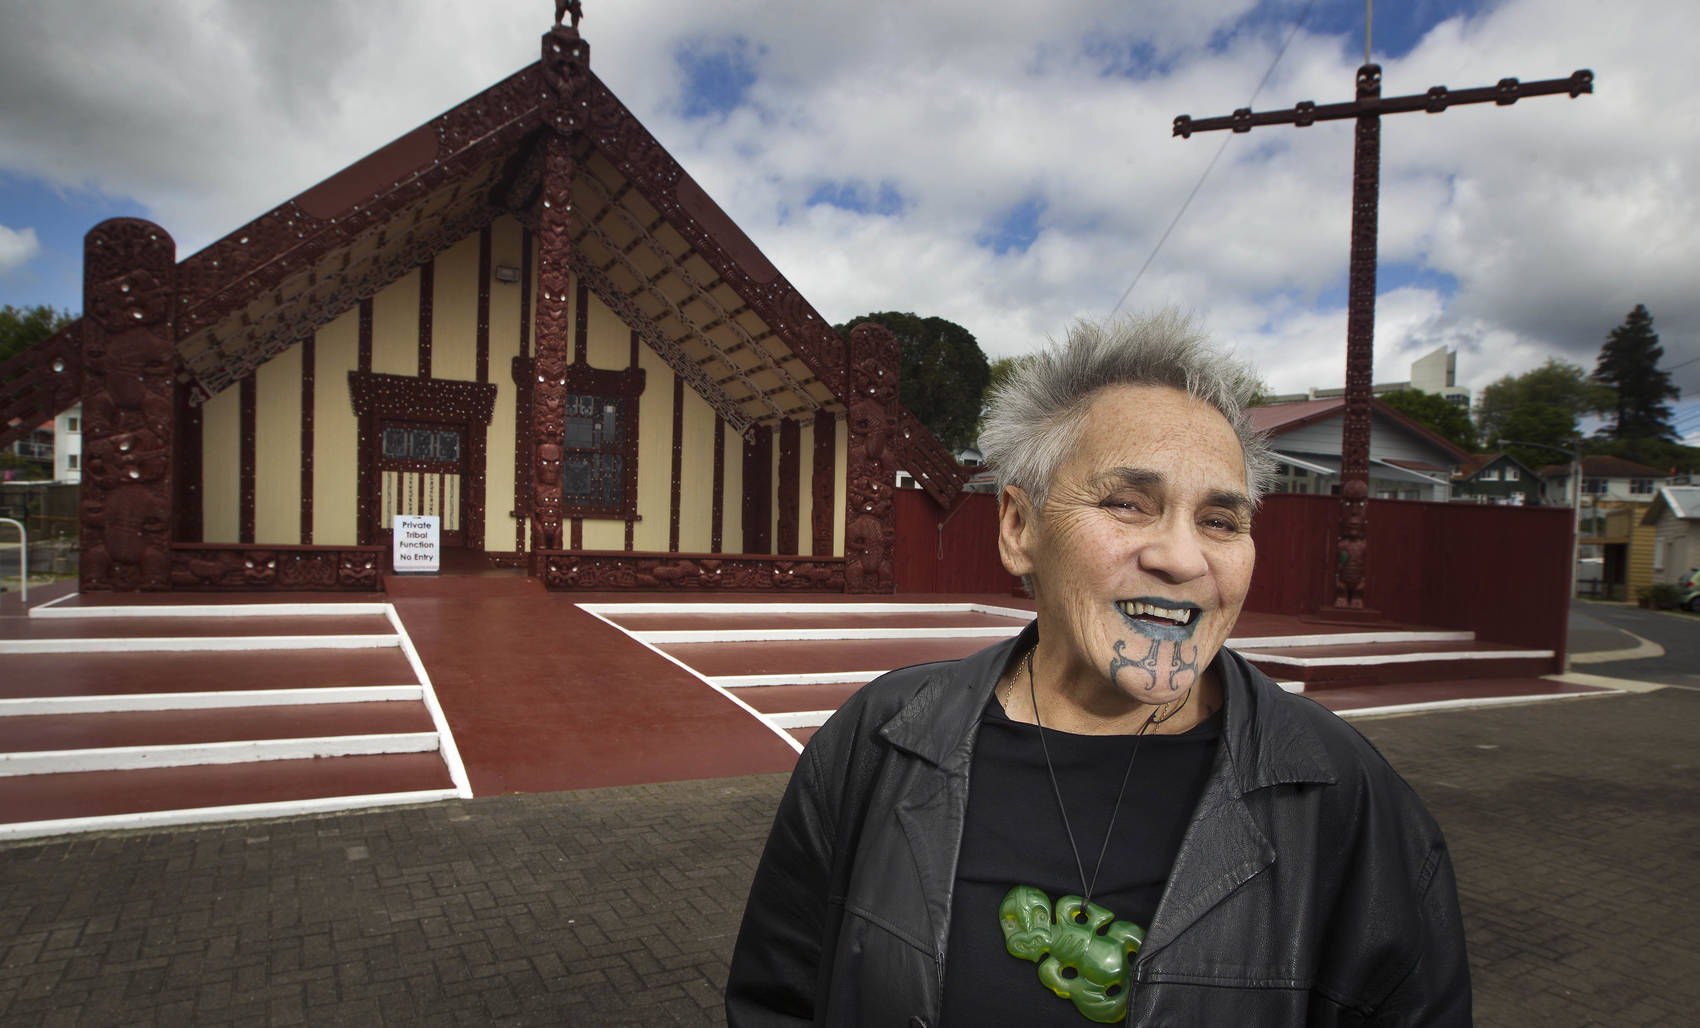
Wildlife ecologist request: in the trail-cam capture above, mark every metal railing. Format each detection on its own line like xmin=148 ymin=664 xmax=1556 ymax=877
xmin=0 ymin=517 xmax=25 ymax=607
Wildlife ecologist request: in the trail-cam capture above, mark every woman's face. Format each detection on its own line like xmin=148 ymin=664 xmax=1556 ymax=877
xmin=998 ymin=384 xmax=1256 ymax=717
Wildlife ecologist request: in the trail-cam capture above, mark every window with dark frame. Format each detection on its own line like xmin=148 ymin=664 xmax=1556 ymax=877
xmin=561 ymin=393 xmax=626 ymax=510
xmin=381 ymin=425 xmax=463 ymax=470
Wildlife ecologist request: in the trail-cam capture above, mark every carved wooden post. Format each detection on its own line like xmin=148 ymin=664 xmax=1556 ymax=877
xmin=79 ymin=218 xmax=178 ymax=591
xmin=843 ymin=323 xmax=900 ymax=593
xmin=1334 ymin=65 xmax=1380 ymax=612
xmin=530 ymin=21 xmax=590 ymax=571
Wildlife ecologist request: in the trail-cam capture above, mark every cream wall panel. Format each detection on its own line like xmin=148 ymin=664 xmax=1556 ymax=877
xmin=722 ymin=424 xmax=745 ymax=553
xmin=313 ymin=311 xmax=360 ymax=545
xmin=483 ymin=219 xmax=525 ymax=553
xmin=253 ymin=344 xmax=302 ymax=544
xmin=677 ymin=389 xmax=717 ymax=552
xmin=834 ymin=416 xmax=847 ymax=557
xmin=201 ymin=386 xmax=241 ymax=543
xmin=585 ymin=290 xmax=627 ymax=369
xmin=632 ymin=343 xmax=671 ymax=552
xmin=581 ymin=517 xmax=624 ymax=550
xmin=797 ymin=420 xmax=814 ymax=556
xmin=489 ymin=216 xmax=526 ymax=352
xmin=371 ymin=267 xmax=419 ymax=376
xmin=432 ymin=236 xmax=479 ymax=383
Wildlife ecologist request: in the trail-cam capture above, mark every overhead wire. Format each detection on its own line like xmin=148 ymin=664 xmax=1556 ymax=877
xmin=1109 ymin=0 xmax=1319 ymax=317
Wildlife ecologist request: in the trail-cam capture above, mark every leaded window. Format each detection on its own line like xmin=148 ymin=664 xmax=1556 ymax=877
xmin=562 ymin=394 xmax=626 ymax=510
xmin=382 ymin=425 xmax=462 ymax=469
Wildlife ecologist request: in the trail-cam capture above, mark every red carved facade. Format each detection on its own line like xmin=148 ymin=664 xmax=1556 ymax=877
xmin=544 ymin=552 xmax=844 ymax=591
xmin=79 ymin=219 xmax=178 ymax=592
xmin=843 ymin=323 xmax=900 ymax=593
xmin=171 ymin=544 xmax=382 ymax=591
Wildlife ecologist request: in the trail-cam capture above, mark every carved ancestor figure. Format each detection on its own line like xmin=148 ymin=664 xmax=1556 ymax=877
xmin=533 ymin=442 xmax=564 ymax=549
xmin=1334 ymin=478 xmax=1370 ymax=608
xmin=555 ymin=0 xmax=584 ymax=29
xmin=844 ymin=513 xmax=895 ymax=593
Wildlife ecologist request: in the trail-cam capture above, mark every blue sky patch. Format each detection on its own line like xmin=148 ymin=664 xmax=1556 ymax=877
xmin=977 ymin=195 xmax=1046 ymax=256
xmin=674 ymin=36 xmax=762 ymax=120
xmin=805 ymin=180 xmax=905 ymax=217
xmin=0 ymin=173 xmax=150 ymax=314
xmin=1213 ymin=0 xmax=1488 ymax=67
xmin=1084 ymin=34 xmax=1167 ymax=80
xmin=1316 ymin=260 xmax=1459 ymax=309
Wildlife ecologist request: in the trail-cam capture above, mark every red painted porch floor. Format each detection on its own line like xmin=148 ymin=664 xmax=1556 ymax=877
xmin=1 ymin=576 xmax=1615 ymax=821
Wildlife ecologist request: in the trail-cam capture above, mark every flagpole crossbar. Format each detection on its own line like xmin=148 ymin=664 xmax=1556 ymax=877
xmin=1174 ymin=68 xmax=1592 ymax=138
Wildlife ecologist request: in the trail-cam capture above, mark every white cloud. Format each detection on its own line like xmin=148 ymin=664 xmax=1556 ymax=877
xmin=1 ymin=0 xmax=1695 ymax=399
xmin=0 ymin=224 xmax=41 ymax=274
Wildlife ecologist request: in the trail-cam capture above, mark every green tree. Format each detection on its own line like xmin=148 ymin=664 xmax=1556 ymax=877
xmin=0 ymin=304 xmax=76 ymax=365
xmin=1377 ymin=388 xmax=1479 ymax=452
xmin=835 ymin=311 xmax=991 ymax=450
xmin=1593 ymin=304 xmax=1680 ymax=442
xmin=1476 ymin=358 xmax=1609 ymax=468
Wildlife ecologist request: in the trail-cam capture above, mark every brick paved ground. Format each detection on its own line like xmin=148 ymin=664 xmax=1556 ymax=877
xmin=3 ymin=689 xmax=1698 ymax=1026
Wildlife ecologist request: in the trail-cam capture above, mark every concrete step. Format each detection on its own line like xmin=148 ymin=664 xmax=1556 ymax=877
xmin=0 ymin=701 xmax=436 ymax=754
xmin=0 ymin=752 xmax=456 ymax=838
xmin=0 ymin=612 xmax=396 ymax=641
xmin=2 ymin=649 xmax=419 ymax=698
xmin=663 ymin=636 xmax=991 ymax=679
xmin=1239 ymin=639 xmax=1557 ymax=689
xmin=0 ymin=600 xmax=471 ymax=839
xmin=732 ymin=682 xmax=866 ymax=715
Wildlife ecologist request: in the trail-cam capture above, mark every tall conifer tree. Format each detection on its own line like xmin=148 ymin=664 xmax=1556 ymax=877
xmin=1594 ymin=304 xmax=1679 ymax=441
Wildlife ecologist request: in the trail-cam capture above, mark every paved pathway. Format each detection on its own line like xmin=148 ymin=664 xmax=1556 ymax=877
xmin=4 ymin=689 xmax=1697 ymax=1026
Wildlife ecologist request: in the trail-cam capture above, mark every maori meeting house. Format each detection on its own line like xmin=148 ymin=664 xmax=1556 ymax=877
xmin=0 ymin=15 xmax=969 ymax=597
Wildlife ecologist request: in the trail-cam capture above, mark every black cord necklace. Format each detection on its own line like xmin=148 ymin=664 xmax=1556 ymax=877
xmin=995 ymin=646 xmax=1192 ymax=1024
xmin=1028 ymin=649 xmax=1188 ymax=910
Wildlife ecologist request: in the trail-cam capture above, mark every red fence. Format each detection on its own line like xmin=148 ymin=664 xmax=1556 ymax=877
xmin=895 ymin=487 xmax=1571 ymax=658
xmin=894 ymin=490 xmax=1021 ymax=594
xmin=1249 ymin=494 xmax=1572 ymax=654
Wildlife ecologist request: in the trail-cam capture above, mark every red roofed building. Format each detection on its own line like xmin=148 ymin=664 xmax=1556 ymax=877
xmin=1250 ymin=397 xmax=1470 ymax=502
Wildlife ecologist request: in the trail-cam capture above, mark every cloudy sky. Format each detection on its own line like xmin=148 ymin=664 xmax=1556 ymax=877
xmin=1 ymin=0 xmax=1695 ymax=439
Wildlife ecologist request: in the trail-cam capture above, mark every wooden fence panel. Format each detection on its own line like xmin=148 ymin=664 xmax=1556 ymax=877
xmin=1246 ymin=494 xmax=1338 ymax=615
xmin=893 ymin=489 xmax=1020 ymax=595
xmin=1249 ymin=494 xmax=1570 ymax=657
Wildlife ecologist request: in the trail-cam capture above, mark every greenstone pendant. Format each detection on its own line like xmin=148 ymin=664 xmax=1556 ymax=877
xmin=998 ymin=884 xmax=1146 ymax=1023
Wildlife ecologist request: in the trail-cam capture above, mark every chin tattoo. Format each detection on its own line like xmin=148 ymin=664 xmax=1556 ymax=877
xmin=1109 ymin=638 xmax=1201 ymax=693
xmin=1170 ymin=642 xmax=1201 ymax=690
xmin=1109 ymin=638 xmax=1162 ymax=691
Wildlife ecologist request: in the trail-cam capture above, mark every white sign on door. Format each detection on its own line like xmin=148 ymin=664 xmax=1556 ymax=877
xmin=392 ymin=514 xmax=441 ymax=574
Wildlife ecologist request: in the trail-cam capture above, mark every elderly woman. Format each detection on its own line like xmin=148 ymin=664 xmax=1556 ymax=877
xmin=726 ymin=314 xmax=1470 ymax=1026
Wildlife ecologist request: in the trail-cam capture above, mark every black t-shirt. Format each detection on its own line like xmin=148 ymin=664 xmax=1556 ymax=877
xmin=939 ymin=694 xmax=1221 ymax=1026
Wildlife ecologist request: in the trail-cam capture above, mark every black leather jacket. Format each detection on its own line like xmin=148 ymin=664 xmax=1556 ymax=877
xmin=726 ymin=627 xmax=1471 ymax=1026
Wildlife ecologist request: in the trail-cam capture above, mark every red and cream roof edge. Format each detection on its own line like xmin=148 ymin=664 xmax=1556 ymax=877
xmin=167 ymin=51 xmax=849 ymax=435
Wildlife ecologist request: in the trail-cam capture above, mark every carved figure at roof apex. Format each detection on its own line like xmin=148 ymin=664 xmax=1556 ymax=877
xmin=555 ymin=0 xmax=584 ymax=30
